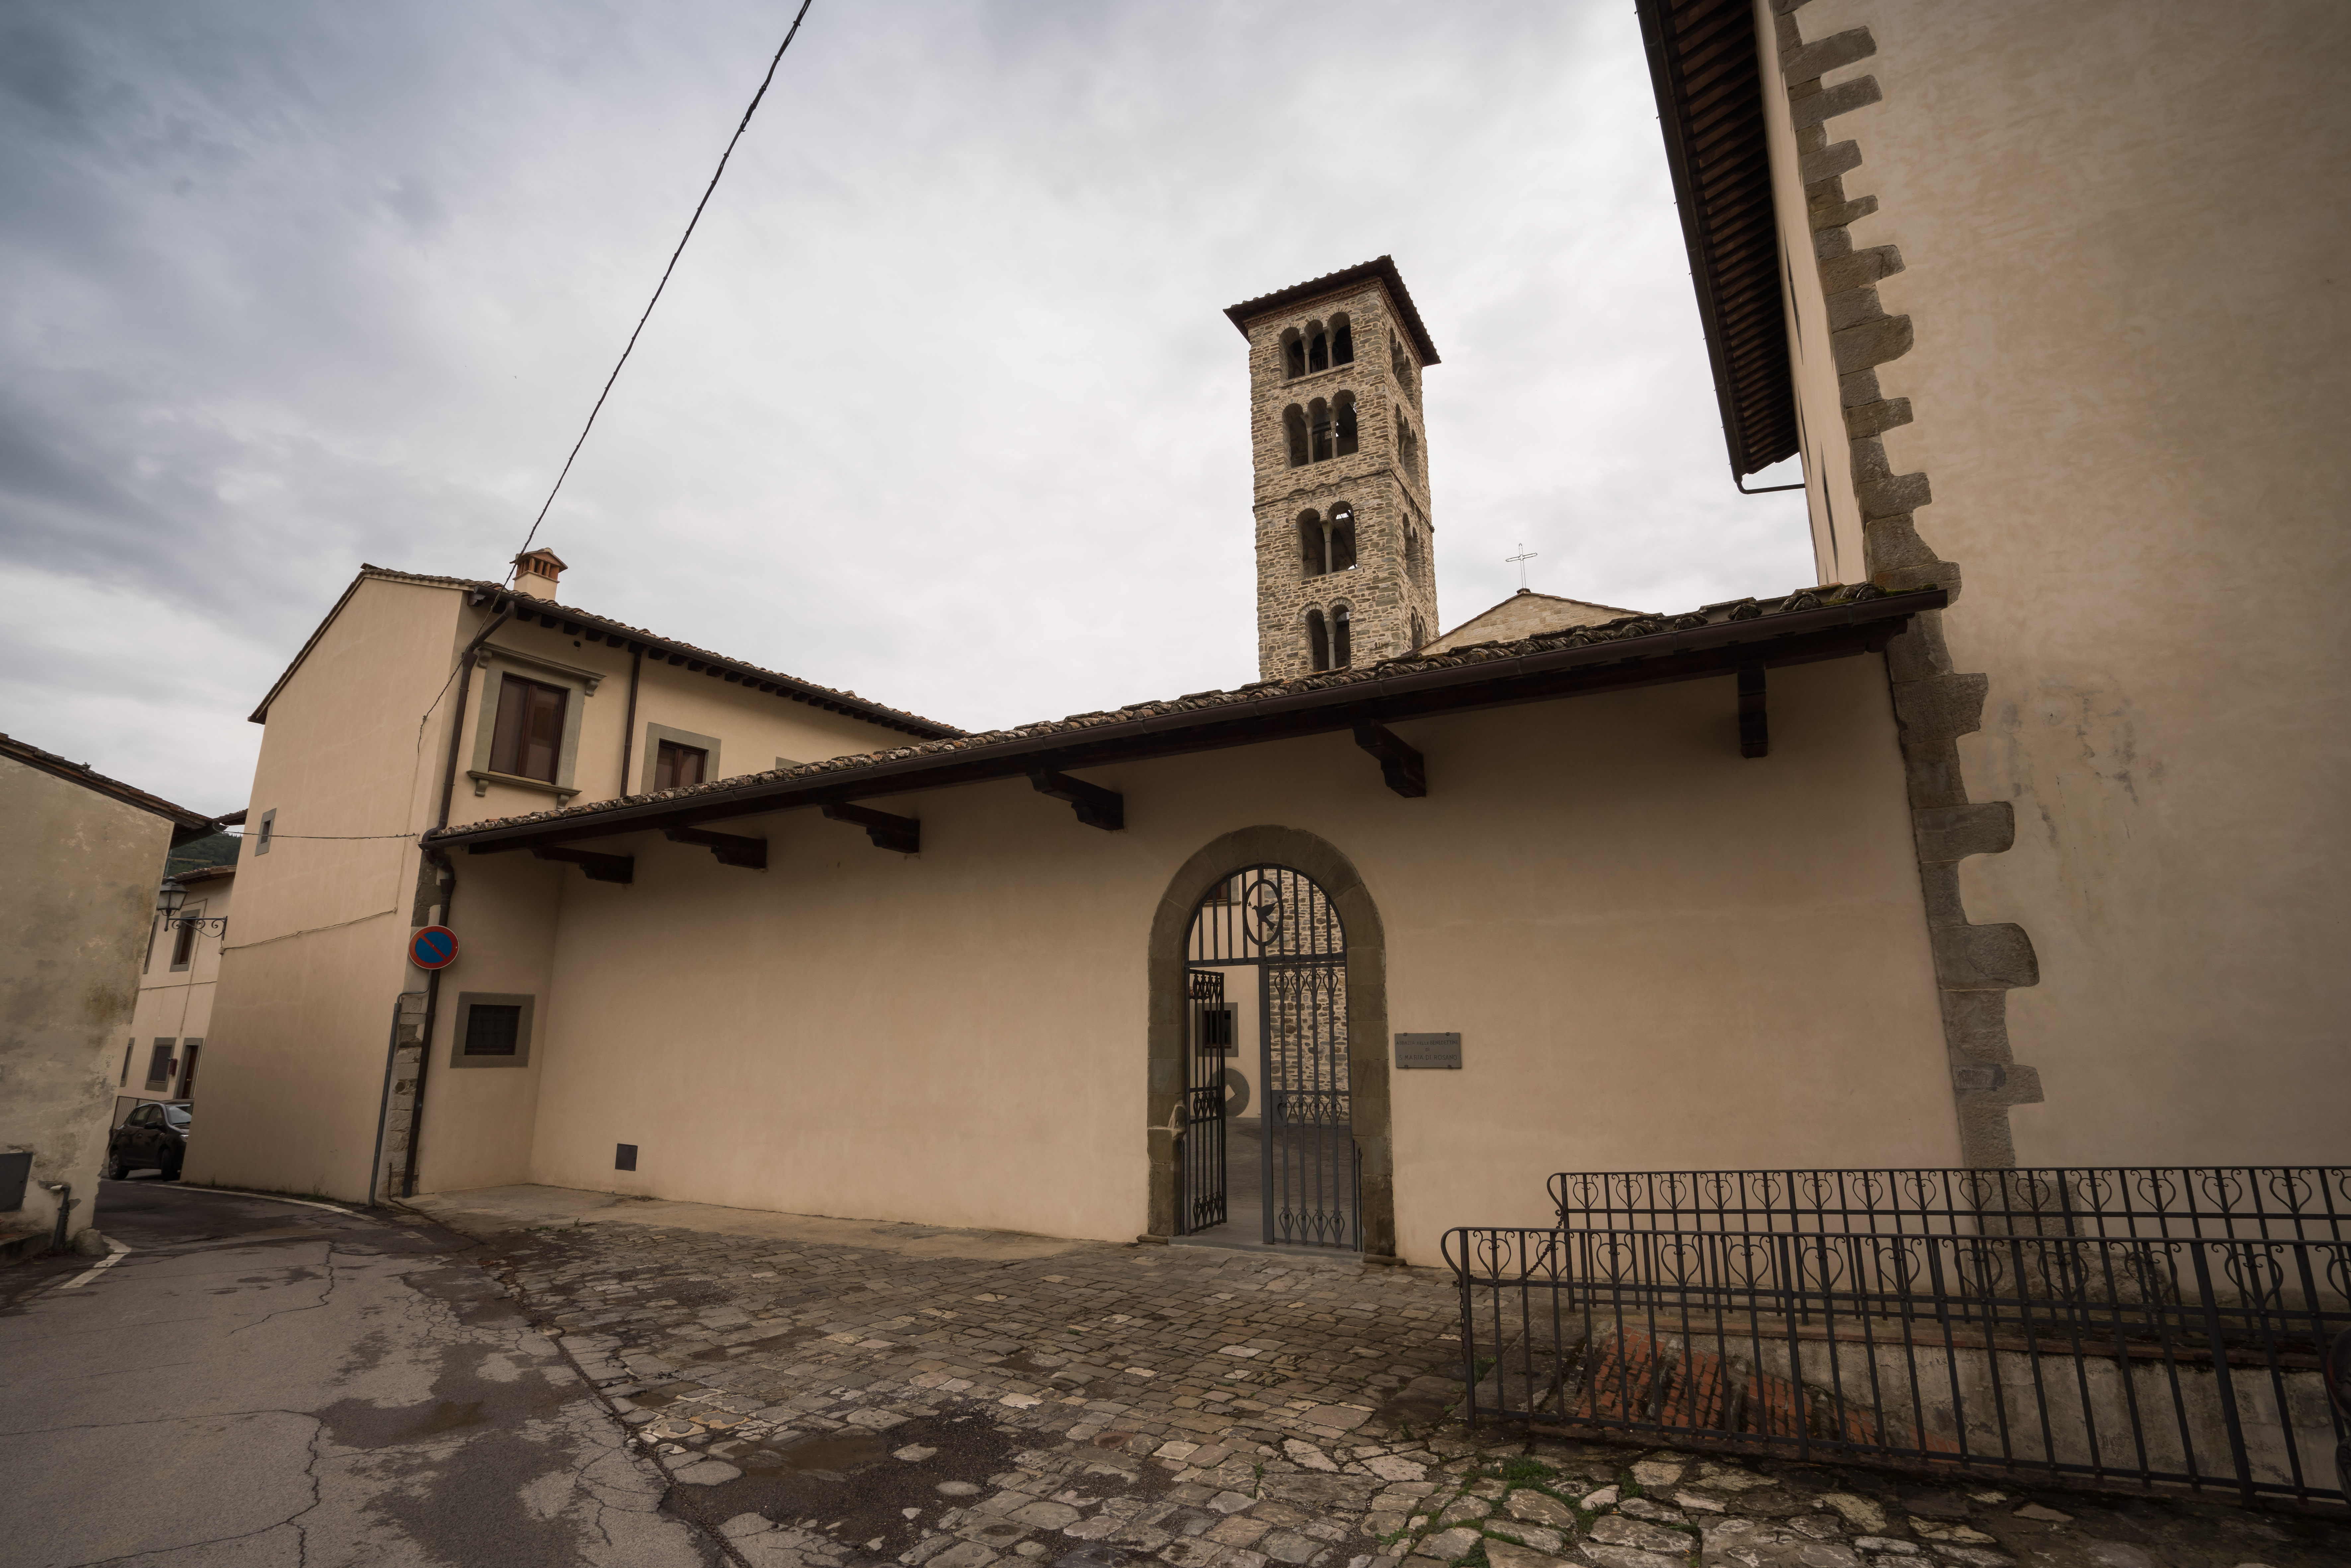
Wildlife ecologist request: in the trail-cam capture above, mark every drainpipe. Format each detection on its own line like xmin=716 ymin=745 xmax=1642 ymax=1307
xmin=403 ymin=591 xmax=513 ymax=1200
xmin=366 ymin=994 xmax=405 ymax=1208
xmin=616 ymin=646 xmax=643 ymax=797
xmin=43 ymin=1181 xmax=73 ymax=1253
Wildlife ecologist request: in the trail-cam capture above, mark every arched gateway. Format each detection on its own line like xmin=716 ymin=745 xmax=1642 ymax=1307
xmin=1146 ymin=828 xmax=1394 ymax=1257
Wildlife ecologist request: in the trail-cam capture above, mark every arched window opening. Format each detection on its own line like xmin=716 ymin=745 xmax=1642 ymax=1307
xmin=1284 ymin=405 xmax=1309 ymax=468
xmin=1331 ymin=312 xmax=1354 ymax=365
xmin=1328 ymin=503 xmax=1357 ymax=572
xmin=1410 ymin=610 xmax=1428 ymax=650
xmin=1331 ymin=604 xmax=1353 ymax=668
xmin=1335 ymin=391 xmax=1359 ymax=457
xmin=1307 ymin=319 xmax=1329 ymax=372
xmin=1297 ymin=510 xmax=1324 ymax=576
xmin=1404 ymin=521 xmax=1421 ymax=577
xmin=1309 ymin=399 xmax=1334 ymax=463
xmin=1306 ymin=610 xmax=1331 ymax=671
xmin=1390 ymin=332 xmax=1417 ymax=404
xmin=1281 ymin=328 xmax=1306 ymax=380
xmin=1397 ymin=417 xmax=1422 ymax=485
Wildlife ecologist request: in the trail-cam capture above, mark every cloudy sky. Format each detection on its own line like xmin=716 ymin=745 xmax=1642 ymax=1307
xmin=0 ymin=0 xmax=1811 ymax=814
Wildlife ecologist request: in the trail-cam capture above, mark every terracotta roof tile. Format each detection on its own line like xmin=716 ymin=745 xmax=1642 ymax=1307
xmin=250 ymin=565 xmax=960 ymax=739
xmin=432 ymin=581 xmax=1911 ymax=842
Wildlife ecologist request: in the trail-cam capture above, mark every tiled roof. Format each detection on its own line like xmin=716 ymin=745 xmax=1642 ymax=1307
xmin=1224 ymin=257 xmax=1441 ymax=366
xmin=249 ymin=565 xmax=961 ymax=739
xmin=0 ymin=733 xmax=219 ymax=835
xmin=430 ymin=580 xmax=1931 ymax=846
xmin=1636 ymin=0 xmax=1796 ymax=479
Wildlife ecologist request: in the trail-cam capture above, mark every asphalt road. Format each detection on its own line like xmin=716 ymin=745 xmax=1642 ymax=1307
xmin=0 ymin=1178 xmax=720 ymax=1568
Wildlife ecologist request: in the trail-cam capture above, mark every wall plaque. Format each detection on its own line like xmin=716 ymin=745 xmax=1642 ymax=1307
xmin=1395 ymin=1032 xmax=1462 ymax=1069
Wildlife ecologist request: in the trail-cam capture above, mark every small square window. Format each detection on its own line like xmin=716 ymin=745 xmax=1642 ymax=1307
xmin=615 ymin=1143 xmax=639 ymax=1172
xmin=1198 ymin=1005 xmax=1236 ymax=1053
xmin=145 ymin=1041 xmax=174 ymax=1091
xmin=463 ymin=1004 xmax=522 ymax=1057
xmin=654 ymin=740 xmax=707 ymax=791
xmin=256 ymin=809 xmax=275 ymax=855
xmin=489 ymin=677 xmax=569 ymax=782
xmin=450 ymin=993 xmax=534 ymax=1068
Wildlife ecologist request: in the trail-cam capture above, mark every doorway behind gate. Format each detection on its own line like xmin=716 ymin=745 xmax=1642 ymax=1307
xmin=1178 ymin=864 xmax=1360 ymax=1253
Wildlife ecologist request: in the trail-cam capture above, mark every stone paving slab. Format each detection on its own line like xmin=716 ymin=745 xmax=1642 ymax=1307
xmin=430 ymin=1195 xmax=2351 ymax=1568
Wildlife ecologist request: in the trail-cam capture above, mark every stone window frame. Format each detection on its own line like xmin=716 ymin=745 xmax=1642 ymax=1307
xmin=640 ymin=722 xmax=724 ymax=795
xmin=448 ymin=991 xmax=536 ymax=1070
xmin=466 ymin=645 xmax=599 ymax=801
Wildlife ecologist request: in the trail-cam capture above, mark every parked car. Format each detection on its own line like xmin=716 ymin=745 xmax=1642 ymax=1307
xmin=105 ymin=1100 xmax=191 ymax=1180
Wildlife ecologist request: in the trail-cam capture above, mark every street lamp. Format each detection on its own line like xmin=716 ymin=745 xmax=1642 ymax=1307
xmin=156 ymin=877 xmax=227 ymax=937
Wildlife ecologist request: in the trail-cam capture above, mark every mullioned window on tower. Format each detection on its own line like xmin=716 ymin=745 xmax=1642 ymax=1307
xmin=1280 ymin=313 xmax=1356 ymax=381
xmin=489 ymin=676 xmax=567 ymax=782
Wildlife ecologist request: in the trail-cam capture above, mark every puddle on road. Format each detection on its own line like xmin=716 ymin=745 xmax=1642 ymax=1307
xmin=660 ymin=1411 xmax=1024 ymax=1556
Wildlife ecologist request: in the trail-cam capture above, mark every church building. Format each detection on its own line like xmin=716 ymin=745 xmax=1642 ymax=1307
xmin=188 ymin=0 xmax=2350 ymax=1262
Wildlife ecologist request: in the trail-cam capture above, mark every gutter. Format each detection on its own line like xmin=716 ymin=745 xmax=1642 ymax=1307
xmin=431 ymin=588 xmax=1943 ymax=853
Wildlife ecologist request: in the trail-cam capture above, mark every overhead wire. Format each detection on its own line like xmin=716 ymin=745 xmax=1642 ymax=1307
xmin=505 ymin=0 xmax=816 ymax=582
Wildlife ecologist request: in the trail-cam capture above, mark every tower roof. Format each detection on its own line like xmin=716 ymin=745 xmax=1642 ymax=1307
xmin=1224 ymin=256 xmax=1441 ymax=365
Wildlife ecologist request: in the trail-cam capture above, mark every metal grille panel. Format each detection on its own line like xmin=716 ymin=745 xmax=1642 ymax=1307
xmin=1184 ymin=866 xmax=1359 ymax=1251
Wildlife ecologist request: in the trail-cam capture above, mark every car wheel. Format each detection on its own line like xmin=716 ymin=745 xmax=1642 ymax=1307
xmin=161 ymin=1155 xmax=183 ymax=1181
xmin=103 ymin=1150 xmax=128 ymax=1180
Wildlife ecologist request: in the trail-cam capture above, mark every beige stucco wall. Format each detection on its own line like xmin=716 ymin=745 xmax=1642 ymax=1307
xmin=458 ymin=611 xmax=934 ymax=824
xmin=1773 ymin=0 xmax=2351 ymax=1163
xmin=0 ymin=758 xmax=179 ymax=1242
xmin=1423 ymin=591 xmax=1645 ymax=655
xmin=1753 ymin=0 xmax=1862 ymax=581
xmin=121 ymin=871 xmax=233 ymax=1109
xmin=190 ymin=576 xmax=468 ymax=1198
xmin=194 ymin=572 xmax=955 ymax=1202
xmin=415 ymin=654 xmax=1957 ymax=1264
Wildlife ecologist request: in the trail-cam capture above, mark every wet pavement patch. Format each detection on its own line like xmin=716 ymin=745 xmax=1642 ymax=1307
xmin=660 ymin=1409 xmax=1022 ymax=1554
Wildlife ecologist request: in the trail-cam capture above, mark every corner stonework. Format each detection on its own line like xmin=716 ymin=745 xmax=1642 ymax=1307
xmin=1773 ymin=0 xmax=2042 ymax=1168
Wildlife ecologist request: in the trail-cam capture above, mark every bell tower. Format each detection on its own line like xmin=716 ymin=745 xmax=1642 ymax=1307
xmin=1224 ymin=256 xmax=1439 ymax=681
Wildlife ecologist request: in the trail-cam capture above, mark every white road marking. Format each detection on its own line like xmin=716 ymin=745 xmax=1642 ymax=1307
xmin=59 ymin=1235 xmax=131 ymax=1290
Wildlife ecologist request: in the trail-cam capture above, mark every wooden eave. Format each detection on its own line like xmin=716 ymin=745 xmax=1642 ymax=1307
xmin=432 ymin=589 xmax=1944 ymax=857
xmin=1636 ymin=0 xmax=1800 ymax=481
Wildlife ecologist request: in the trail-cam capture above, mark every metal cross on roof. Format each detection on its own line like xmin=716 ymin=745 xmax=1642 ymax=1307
xmin=1506 ymin=543 xmax=1539 ymax=592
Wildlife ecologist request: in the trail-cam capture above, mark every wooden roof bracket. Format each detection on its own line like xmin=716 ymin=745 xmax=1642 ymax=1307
xmin=822 ymin=803 xmax=919 ymax=855
xmin=1029 ymin=769 xmax=1125 ymax=831
xmin=665 ymin=826 xmax=767 ymax=870
xmin=1352 ymin=721 xmax=1427 ymax=798
xmin=530 ymin=844 xmax=635 ymax=883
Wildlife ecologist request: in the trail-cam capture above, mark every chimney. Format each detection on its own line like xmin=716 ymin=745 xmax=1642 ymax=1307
xmin=511 ymin=548 xmax=567 ymax=601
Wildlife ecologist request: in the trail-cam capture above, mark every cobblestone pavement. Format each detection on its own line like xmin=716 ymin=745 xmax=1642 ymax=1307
xmin=452 ymin=1209 xmax=2350 ymax=1568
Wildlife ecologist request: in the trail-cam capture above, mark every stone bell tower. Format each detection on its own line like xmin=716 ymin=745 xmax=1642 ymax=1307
xmin=1224 ymin=256 xmax=1440 ymax=682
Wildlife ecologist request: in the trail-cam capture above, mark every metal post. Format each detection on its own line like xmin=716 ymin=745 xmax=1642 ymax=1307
xmin=2189 ymin=1242 xmax=2258 ymax=1506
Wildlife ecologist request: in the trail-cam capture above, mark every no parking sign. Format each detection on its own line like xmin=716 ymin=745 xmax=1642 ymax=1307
xmin=409 ymin=925 xmax=458 ymax=971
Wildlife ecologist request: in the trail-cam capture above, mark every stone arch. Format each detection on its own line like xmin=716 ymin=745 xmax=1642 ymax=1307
xmin=1145 ymin=826 xmax=1395 ymax=1258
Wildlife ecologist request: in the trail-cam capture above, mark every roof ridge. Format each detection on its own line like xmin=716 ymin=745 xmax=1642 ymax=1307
xmin=250 ymin=565 xmax=961 ymax=738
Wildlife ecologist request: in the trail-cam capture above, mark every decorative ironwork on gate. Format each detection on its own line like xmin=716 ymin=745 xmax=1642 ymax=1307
xmin=1185 ymin=969 xmax=1228 ymax=1233
xmin=1183 ymin=866 xmax=1360 ymax=1251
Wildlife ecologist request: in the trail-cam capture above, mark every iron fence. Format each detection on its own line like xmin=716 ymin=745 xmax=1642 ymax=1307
xmin=1453 ymin=1168 xmax=2351 ymax=1507
xmin=1550 ymin=1166 xmax=2351 ymax=1242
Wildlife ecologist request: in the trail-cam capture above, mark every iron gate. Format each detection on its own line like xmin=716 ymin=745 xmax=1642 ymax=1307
xmin=1184 ymin=865 xmax=1360 ymax=1250
xmin=1184 ymin=970 xmax=1228 ymax=1232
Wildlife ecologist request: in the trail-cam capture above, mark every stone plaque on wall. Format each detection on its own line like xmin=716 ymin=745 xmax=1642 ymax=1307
xmin=1395 ymin=1033 xmax=1462 ymax=1069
